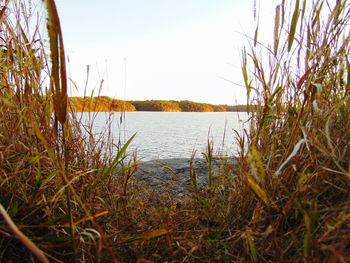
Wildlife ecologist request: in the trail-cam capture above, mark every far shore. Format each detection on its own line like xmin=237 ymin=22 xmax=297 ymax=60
xmin=69 ymin=96 xmax=254 ymax=113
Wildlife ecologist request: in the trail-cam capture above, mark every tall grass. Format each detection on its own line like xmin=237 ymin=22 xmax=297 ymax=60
xmin=0 ymin=1 xmax=134 ymax=261
xmin=0 ymin=0 xmax=349 ymax=262
xmin=238 ymin=0 xmax=350 ymax=260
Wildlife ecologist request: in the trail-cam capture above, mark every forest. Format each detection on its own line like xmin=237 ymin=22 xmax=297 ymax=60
xmin=69 ymin=96 xmax=249 ymax=112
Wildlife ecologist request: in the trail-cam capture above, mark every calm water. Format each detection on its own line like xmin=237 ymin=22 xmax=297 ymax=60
xmin=77 ymin=112 xmax=249 ymax=161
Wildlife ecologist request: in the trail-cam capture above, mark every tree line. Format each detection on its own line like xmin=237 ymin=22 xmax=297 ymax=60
xmin=69 ymin=96 xmax=250 ymax=112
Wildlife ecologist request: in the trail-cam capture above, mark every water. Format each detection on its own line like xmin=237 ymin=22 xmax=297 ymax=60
xmin=77 ymin=112 xmax=249 ymax=161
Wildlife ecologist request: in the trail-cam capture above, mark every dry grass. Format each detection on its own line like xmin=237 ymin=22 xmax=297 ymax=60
xmin=0 ymin=0 xmax=350 ymax=262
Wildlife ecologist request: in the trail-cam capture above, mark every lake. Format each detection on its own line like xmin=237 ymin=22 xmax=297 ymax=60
xmin=77 ymin=112 xmax=249 ymax=161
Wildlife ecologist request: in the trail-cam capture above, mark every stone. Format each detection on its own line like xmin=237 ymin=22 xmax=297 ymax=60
xmin=133 ymin=157 xmax=238 ymax=195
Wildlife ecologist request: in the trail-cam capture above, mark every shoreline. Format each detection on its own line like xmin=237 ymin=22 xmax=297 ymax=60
xmin=69 ymin=96 xmax=251 ymax=113
xmin=133 ymin=157 xmax=238 ymax=196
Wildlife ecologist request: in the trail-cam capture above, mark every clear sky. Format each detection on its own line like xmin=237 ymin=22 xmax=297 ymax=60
xmin=55 ymin=0 xmax=280 ymax=105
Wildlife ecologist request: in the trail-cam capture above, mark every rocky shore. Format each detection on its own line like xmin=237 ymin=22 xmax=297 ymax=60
xmin=133 ymin=157 xmax=238 ymax=196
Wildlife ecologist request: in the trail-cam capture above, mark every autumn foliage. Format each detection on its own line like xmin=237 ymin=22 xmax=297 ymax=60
xmin=69 ymin=96 xmax=248 ymax=112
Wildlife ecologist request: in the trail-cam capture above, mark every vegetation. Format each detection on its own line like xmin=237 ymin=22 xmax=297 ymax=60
xmin=130 ymin=100 xmax=249 ymax=112
xmin=129 ymin=100 xmax=182 ymax=112
xmin=0 ymin=0 xmax=350 ymax=262
xmin=69 ymin=96 xmax=136 ymax=112
xmin=70 ymin=97 xmax=248 ymax=112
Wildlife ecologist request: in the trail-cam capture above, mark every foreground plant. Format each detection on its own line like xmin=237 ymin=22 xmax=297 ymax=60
xmin=0 ymin=1 xmax=135 ymax=261
xmin=239 ymin=0 xmax=350 ymax=260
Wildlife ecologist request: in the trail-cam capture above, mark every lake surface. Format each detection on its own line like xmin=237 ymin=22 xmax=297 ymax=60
xmin=77 ymin=112 xmax=249 ymax=161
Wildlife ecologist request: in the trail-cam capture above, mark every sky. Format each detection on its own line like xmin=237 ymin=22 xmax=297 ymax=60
xmin=54 ymin=0 xmax=280 ymax=105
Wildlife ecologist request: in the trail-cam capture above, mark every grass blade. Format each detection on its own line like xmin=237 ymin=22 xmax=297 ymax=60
xmin=248 ymin=146 xmax=266 ymax=184
xmin=0 ymin=204 xmax=49 ymax=263
xmin=101 ymin=133 xmax=136 ymax=180
xmin=44 ymin=0 xmax=67 ymax=125
xmin=189 ymin=150 xmax=198 ymax=193
xmin=254 ymin=23 xmax=259 ymax=47
xmin=0 ymin=0 xmax=10 ymax=23
xmin=202 ymin=138 xmax=213 ymax=190
xmin=246 ymin=175 xmax=269 ymax=205
xmin=303 ymin=212 xmax=312 ymax=257
xmin=246 ymin=229 xmax=258 ymax=263
xmin=288 ymin=0 xmax=300 ymax=52
xmin=143 ymin=228 xmax=172 ymax=240
xmin=274 ymin=5 xmax=281 ymax=55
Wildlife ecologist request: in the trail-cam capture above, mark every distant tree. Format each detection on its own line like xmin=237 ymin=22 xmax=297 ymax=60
xmin=129 ymin=100 xmax=181 ymax=111
xmin=226 ymin=105 xmax=251 ymax=112
xmin=159 ymin=101 xmax=181 ymax=112
xmin=111 ymin=99 xmax=136 ymax=111
xmin=213 ymin=105 xmax=227 ymax=112
xmin=179 ymin=101 xmax=214 ymax=112
xmin=69 ymin=96 xmax=247 ymax=112
xmin=69 ymin=96 xmax=136 ymax=112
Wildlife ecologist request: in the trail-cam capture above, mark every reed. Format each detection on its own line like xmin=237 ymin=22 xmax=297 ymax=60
xmin=0 ymin=1 xmax=132 ymax=261
xmin=202 ymin=138 xmax=214 ymax=190
xmin=238 ymin=0 xmax=350 ymax=260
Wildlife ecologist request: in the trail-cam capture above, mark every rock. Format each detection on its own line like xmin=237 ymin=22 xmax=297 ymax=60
xmin=133 ymin=157 xmax=238 ymax=195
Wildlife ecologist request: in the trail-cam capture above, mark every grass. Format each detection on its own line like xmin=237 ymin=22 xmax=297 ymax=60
xmin=0 ymin=0 xmax=350 ymax=262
